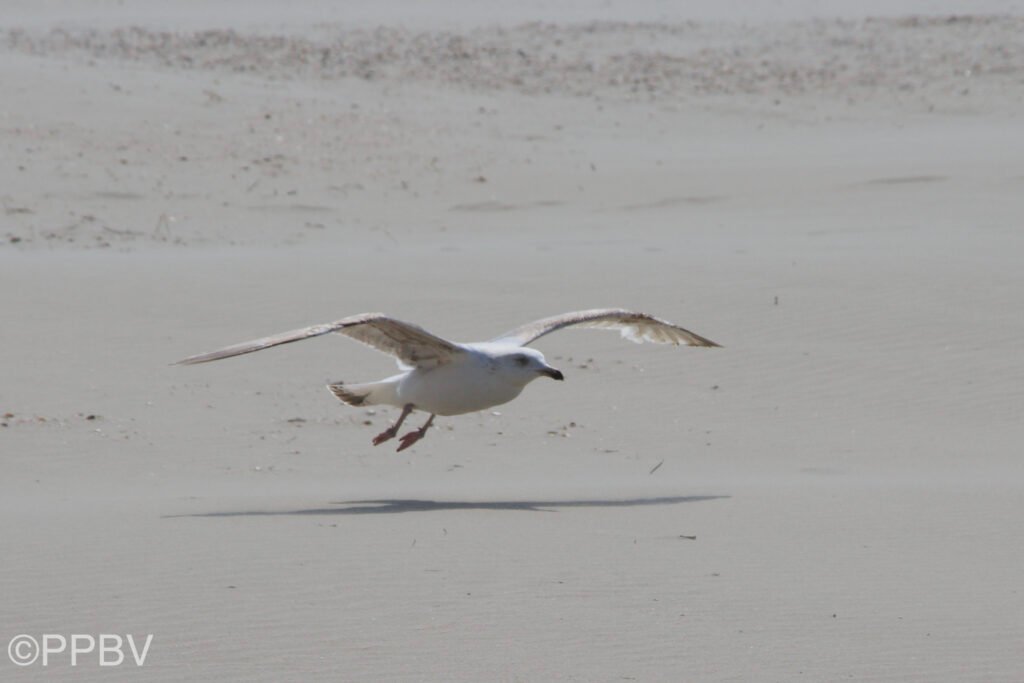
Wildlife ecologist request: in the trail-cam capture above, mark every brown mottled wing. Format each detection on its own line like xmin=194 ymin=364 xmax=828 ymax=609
xmin=175 ymin=313 xmax=463 ymax=368
xmin=490 ymin=309 xmax=721 ymax=348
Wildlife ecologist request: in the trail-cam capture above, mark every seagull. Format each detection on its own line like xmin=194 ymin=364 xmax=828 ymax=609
xmin=175 ymin=309 xmax=719 ymax=451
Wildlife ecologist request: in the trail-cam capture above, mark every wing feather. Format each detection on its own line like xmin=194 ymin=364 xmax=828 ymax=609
xmin=175 ymin=313 xmax=462 ymax=368
xmin=490 ymin=308 xmax=720 ymax=348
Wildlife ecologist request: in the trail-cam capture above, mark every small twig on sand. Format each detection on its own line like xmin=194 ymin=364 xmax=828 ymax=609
xmin=649 ymin=459 xmax=664 ymax=475
xmin=103 ymin=225 xmax=143 ymax=237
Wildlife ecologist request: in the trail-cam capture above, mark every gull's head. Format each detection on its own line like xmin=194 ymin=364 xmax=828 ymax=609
xmin=496 ymin=347 xmax=564 ymax=384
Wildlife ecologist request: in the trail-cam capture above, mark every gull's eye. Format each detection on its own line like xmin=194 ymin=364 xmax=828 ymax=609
xmin=514 ymin=355 xmax=529 ymax=366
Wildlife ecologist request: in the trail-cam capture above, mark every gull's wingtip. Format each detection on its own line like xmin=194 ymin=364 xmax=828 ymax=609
xmin=680 ymin=333 xmax=722 ymax=348
xmin=171 ymin=354 xmax=213 ymax=366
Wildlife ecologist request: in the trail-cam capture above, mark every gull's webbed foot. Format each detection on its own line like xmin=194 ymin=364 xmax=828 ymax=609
xmin=372 ymin=427 xmax=398 ymax=446
xmin=371 ymin=404 xmax=414 ymax=447
xmin=396 ymin=430 xmax=425 ymax=452
xmin=396 ymin=414 xmax=436 ymax=452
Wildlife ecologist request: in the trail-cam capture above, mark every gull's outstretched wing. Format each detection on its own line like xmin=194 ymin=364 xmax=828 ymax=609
xmin=490 ymin=308 xmax=720 ymax=348
xmin=175 ymin=313 xmax=463 ymax=369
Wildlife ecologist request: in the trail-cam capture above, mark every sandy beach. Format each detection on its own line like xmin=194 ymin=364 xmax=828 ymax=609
xmin=2 ymin=1 xmax=1023 ymax=680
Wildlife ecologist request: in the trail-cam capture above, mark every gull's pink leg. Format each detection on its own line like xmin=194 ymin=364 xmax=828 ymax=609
xmin=397 ymin=414 xmax=436 ymax=452
xmin=373 ymin=404 xmax=413 ymax=446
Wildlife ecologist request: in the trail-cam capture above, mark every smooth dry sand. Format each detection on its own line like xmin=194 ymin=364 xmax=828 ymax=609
xmin=2 ymin=2 xmax=1023 ymax=681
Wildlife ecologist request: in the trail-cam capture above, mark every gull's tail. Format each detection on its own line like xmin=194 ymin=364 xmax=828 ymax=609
xmin=327 ymin=382 xmax=371 ymax=406
xmin=326 ymin=377 xmax=401 ymax=408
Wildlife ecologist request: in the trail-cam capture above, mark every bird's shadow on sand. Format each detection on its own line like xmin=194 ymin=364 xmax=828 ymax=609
xmin=169 ymin=495 xmax=728 ymax=518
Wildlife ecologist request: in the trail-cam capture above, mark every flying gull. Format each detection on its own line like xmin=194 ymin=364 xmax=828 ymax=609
xmin=176 ymin=309 xmax=720 ymax=451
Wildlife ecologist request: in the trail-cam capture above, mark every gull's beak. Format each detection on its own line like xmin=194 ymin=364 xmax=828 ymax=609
xmin=541 ymin=367 xmax=565 ymax=381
